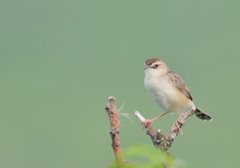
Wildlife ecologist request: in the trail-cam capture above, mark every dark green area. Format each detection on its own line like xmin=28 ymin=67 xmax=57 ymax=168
xmin=0 ymin=0 xmax=239 ymax=167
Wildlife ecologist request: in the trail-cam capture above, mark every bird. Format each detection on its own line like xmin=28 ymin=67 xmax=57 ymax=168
xmin=143 ymin=58 xmax=212 ymax=129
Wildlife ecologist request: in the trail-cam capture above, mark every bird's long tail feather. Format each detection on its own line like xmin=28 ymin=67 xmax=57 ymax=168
xmin=195 ymin=106 xmax=212 ymax=121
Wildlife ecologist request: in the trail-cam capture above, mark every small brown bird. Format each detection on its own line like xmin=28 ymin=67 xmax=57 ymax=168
xmin=143 ymin=58 xmax=212 ymax=128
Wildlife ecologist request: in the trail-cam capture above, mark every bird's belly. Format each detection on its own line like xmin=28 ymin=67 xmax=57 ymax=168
xmin=145 ymin=78 xmax=192 ymax=113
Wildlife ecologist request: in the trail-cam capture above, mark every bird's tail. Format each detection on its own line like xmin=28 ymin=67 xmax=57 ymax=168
xmin=195 ymin=106 xmax=212 ymax=121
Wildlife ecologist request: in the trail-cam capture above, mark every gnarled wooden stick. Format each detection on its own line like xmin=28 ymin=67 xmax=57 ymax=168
xmin=105 ymin=96 xmax=125 ymax=167
xmin=135 ymin=109 xmax=195 ymax=151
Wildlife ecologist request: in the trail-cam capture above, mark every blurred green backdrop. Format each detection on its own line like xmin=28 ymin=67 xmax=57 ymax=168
xmin=1 ymin=0 xmax=240 ymax=168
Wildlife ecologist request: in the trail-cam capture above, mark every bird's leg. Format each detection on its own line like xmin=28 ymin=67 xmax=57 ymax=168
xmin=141 ymin=112 xmax=168 ymax=128
xmin=172 ymin=110 xmax=184 ymax=134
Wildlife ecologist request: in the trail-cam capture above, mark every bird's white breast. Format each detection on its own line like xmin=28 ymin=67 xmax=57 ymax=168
xmin=144 ymin=72 xmax=192 ymax=113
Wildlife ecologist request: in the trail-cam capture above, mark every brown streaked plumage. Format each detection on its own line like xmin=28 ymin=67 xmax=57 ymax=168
xmin=167 ymin=69 xmax=193 ymax=101
xmin=145 ymin=58 xmax=161 ymax=67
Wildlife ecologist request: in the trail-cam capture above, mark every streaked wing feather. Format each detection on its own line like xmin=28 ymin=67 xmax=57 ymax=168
xmin=167 ymin=69 xmax=193 ymax=101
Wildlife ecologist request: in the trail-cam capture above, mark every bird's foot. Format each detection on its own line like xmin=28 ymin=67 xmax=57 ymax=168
xmin=141 ymin=112 xmax=168 ymax=130
xmin=172 ymin=110 xmax=184 ymax=134
xmin=141 ymin=119 xmax=154 ymax=129
xmin=172 ymin=119 xmax=184 ymax=134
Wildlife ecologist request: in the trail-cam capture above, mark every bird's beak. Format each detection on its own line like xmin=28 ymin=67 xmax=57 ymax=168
xmin=144 ymin=64 xmax=149 ymax=69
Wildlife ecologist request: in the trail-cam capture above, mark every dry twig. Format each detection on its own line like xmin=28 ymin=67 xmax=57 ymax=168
xmin=135 ymin=109 xmax=195 ymax=151
xmin=105 ymin=96 xmax=125 ymax=167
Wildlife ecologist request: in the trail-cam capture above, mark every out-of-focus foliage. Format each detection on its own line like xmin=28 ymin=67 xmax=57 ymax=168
xmin=108 ymin=144 xmax=191 ymax=168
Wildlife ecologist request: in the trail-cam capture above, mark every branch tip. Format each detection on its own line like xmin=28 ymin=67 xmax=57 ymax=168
xmin=134 ymin=111 xmax=146 ymax=122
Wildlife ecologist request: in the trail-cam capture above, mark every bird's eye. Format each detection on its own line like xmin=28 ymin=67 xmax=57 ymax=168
xmin=154 ymin=64 xmax=159 ymax=68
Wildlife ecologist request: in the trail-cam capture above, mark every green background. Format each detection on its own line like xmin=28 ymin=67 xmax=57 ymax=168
xmin=1 ymin=0 xmax=239 ymax=167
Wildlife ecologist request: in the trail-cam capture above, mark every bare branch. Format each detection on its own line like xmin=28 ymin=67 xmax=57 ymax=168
xmin=135 ymin=109 xmax=195 ymax=151
xmin=105 ymin=96 xmax=125 ymax=167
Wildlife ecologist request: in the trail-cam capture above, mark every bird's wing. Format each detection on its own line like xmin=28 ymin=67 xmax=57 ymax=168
xmin=166 ymin=69 xmax=193 ymax=101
